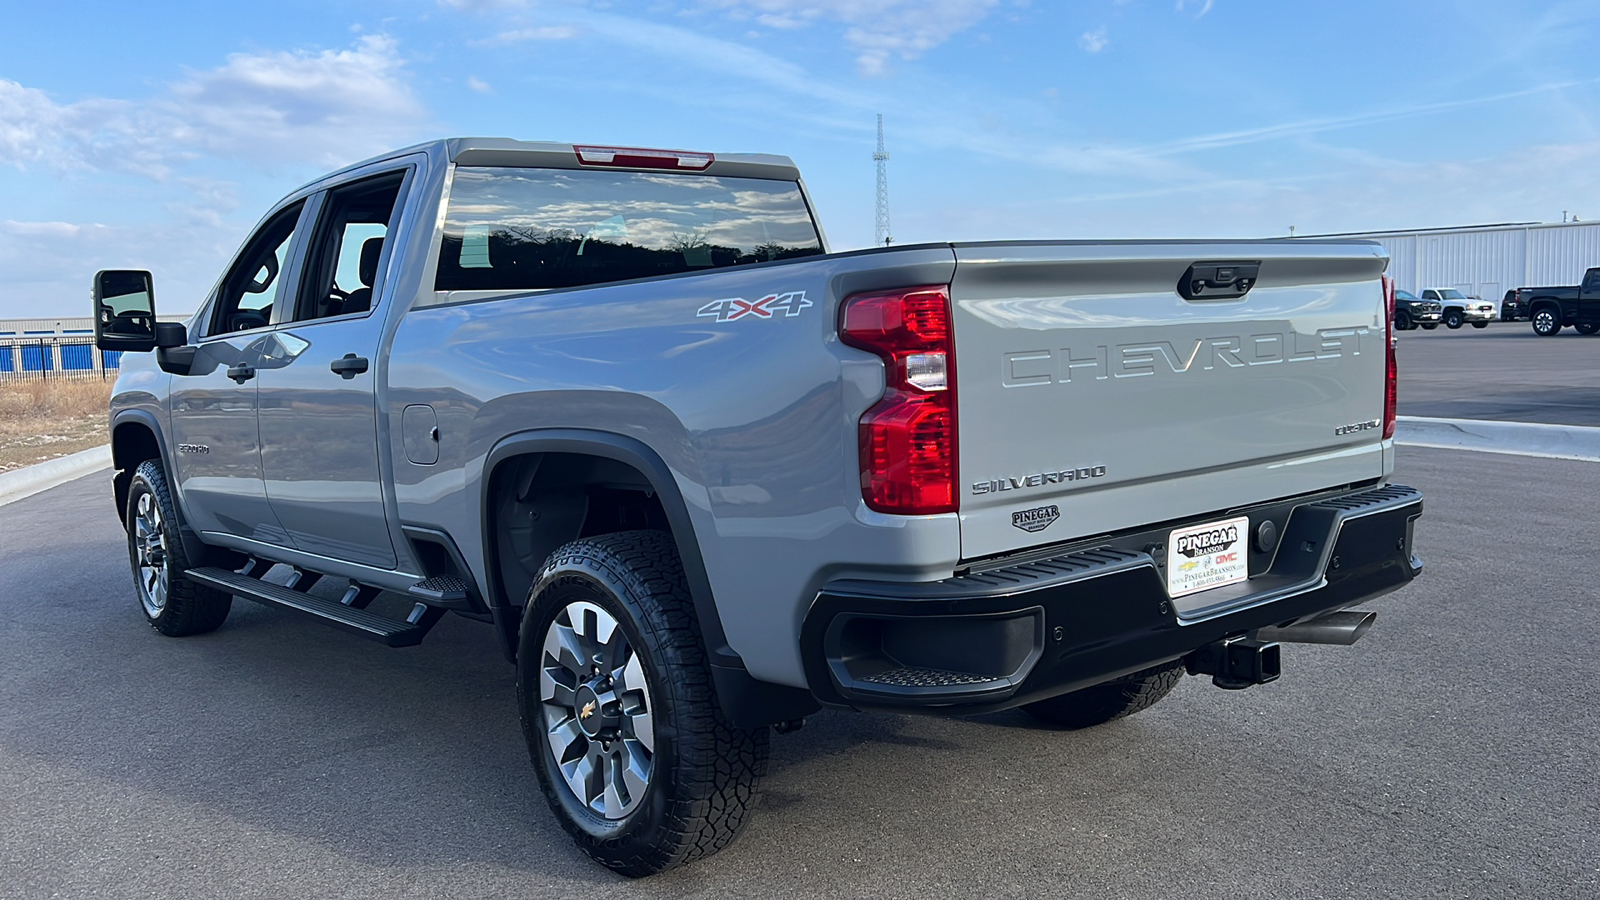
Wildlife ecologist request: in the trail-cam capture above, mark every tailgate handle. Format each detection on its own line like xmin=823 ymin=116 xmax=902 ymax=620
xmin=1179 ymin=260 xmax=1260 ymax=301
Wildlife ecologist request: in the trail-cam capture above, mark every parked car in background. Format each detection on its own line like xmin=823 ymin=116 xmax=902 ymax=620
xmin=1421 ymin=288 xmax=1496 ymax=329
xmin=1517 ymin=268 xmax=1600 ymax=336
xmin=1501 ymin=289 xmax=1529 ymax=322
xmin=1394 ymin=288 xmax=1442 ymax=330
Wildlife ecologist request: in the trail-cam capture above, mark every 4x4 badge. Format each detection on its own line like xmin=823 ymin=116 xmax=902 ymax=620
xmin=1012 ymin=505 xmax=1060 ymax=533
xmin=697 ymin=291 xmax=811 ymax=322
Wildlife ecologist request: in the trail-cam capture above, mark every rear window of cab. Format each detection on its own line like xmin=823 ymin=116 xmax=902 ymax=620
xmin=435 ymin=167 xmax=825 ymax=291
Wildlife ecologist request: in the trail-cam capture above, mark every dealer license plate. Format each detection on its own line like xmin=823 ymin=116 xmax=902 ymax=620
xmin=1166 ymin=516 xmax=1250 ymax=599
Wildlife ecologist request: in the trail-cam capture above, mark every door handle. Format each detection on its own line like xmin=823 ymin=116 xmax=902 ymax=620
xmin=330 ymin=353 xmax=369 ymax=379
xmin=226 ymin=363 xmax=255 ymax=384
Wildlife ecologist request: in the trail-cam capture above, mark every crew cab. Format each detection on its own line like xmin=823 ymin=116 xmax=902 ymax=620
xmin=1516 ymin=267 xmax=1600 ymax=336
xmin=92 ymin=138 xmax=1425 ymax=876
xmin=1421 ymin=287 xmax=1496 ymax=329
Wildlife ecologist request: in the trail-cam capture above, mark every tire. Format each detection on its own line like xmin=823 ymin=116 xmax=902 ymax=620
xmin=1532 ymin=307 xmax=1562 ymax=336
xmin=125 ymin=459 xmax=232 ymax=636
xmin=1020 ymin=659 xmax=1185 ymax=730
xmin=1444 ymin=309 xmax=1464 ymax=329
xmin=517 ymin=530 xmax=768 ymax=877
xmin=1394 ymin=311 xmax=1412 ymax=331
xmin=1419 ymin=323 xmax=1438 ymax=330
xmin=1472 ymin=320 xmax=1489 ymax=329
xmin=1576 ymin=323 xmax=1600 ymax=335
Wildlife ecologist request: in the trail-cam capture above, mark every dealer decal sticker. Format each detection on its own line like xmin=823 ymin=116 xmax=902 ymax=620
xmin=697 ymin=291 xmax=812 ymax=322
xmin=1165 ymin=515 xmax=1250 ymax=599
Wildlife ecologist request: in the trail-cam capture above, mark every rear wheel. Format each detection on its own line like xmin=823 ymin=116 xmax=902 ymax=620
xmin=1020 ymin=660 xmax=1185 ymax=729
xmin=1532 ymin=308 xmax=1562 ymax=336
xmin=517 ymin=531 xmax=768 ymax=876
xmin=1576 ymin=322 xmax=1599 ymax=335
xmin=1472 ymin=320 xmax=1489 ymax=329
xmin=1444 ymin=309 xmax=1465 ymax=329
xmin=125 ymin=459 xmax=232 ymax=636
xmin=1419 ymin=323 xmax=1438 ymax=330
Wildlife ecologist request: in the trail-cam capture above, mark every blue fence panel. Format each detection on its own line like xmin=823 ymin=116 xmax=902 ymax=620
xmin=61 ymin=344 xmax=95 ymax=370
xmin=103 ymin=350 xmax=122 ymax=369
xmin=0 ymin=347 xmax=12 ymax=372
xmin=20 ymin=345 xmax=52 ymax=371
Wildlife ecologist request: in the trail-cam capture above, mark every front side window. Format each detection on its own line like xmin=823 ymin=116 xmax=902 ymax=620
xmin=1437 ymin=289 xmax=1468 ymax=300
xmin=211 ymin=203 xmax=305 ymax=336
xmin=435 ymin=167 xmax=824 ymax=291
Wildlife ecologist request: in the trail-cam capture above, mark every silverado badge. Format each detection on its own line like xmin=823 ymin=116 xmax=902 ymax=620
xmin=1012 ymin=505 xmax=1060 ymax=533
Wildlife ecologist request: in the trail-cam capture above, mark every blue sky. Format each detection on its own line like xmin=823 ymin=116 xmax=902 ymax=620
xmin=4 ymin=0 xmax=1599 ymax=317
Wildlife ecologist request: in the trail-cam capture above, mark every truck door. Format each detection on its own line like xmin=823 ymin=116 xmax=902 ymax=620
xmin=1579 ymin=268 xmax=1600 ymax=327
xmin=168 ymin=201 xmax=307 ymax=545
xmin=256 ymin=169 xmax=411 ymax=569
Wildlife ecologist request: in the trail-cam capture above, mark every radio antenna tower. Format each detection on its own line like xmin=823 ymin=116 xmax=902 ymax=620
xmin=874 ymin=114 xmax=893 ymax=247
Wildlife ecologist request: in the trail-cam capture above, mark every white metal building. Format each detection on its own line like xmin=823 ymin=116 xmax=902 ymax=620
xmin=1299 ymin=220 xmax=1600 ymax=300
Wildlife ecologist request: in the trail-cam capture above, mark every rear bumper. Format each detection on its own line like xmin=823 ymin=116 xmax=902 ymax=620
xmin=801 ymin=484 xmax=1423 ymax=713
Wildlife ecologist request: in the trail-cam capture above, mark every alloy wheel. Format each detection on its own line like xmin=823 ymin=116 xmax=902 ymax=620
xmin=539 ymin=600 xmax=655 ymax=820
xmin=133 ymin=491 xmax=169 ymax=617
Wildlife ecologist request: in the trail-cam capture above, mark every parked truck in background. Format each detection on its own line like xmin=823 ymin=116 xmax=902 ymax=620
xmin=1516 ymin=267 xmax=1600 ymax=336
xmin=1421 ymin=287 xmax=1496 ymax=329
xmin=92 ymin=138 xmax=1425 ymax=876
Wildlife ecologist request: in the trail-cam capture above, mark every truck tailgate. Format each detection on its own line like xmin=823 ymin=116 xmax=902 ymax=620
xmin=951 ymin=241 xmax=1390 ymax=561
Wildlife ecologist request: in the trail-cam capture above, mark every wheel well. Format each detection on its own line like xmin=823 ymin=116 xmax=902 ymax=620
xmin=488 ymin=452 xmax=670 ymax=624
xmin=111 ymin=421 xmax=162 ymax=524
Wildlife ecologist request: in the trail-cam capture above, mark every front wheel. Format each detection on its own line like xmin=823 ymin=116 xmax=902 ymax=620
xmin=125 ymin=459 xmax=232 ymax=636
xmin=517 ymin=531 xmax=768 ymax=877
xmin=1444 ymin=310 xmax=1465 ymax=329
xmin=1020 ymin=660 xmax=1185 ymax=729
xmin=1395 ymin=311 xmax=1413 ymax=331
xmin=1532 ymin=308 xmax=1562 ymax=336
xmin=1419 ymin=323 xmax=1438 ymax=330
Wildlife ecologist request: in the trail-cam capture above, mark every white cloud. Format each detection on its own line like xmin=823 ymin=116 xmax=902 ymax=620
xmin=1175 ymin=0 xmax=1214 ymax=17
xmin=437 ymin=0 xmax=528 ymax=10
xmin=164 ymin=35 xmax=427 ymax=167
xmin=468 ymin=76 xmax=495 ymax=94
xmin=1079 ymin=26 xmax=1109 ymax=53
xmin=1 ymin=35 xmax=427 ymax=179
xmin=480 ymin=24 xmax=580 ymax=44
xmin=697 ymin=0 xmax=999 ymax=76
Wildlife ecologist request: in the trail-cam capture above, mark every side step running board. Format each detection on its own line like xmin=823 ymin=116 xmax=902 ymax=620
xmin=187 ymin=567 xmax=444 ymax=647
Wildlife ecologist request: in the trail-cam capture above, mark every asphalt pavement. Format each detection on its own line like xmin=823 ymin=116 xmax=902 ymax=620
xmin=1397 ymin=321 xmax=1600 ymax=425
xmin=2 ymin=448 xmax=1596 ymax=899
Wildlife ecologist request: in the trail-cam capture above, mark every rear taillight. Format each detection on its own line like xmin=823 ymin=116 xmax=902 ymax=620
xmin=1382 ymin=275 xmax=1397 ymax=440
xmin=839 ymin=285 xmax=958 ymax=515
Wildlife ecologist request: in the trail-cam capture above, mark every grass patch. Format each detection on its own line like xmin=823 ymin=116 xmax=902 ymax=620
xmin=0 ymin=376 xmax=113 ymax=472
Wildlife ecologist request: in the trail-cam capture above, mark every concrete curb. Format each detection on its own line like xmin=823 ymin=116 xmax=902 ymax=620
xmin=0 ymin=445 xmax=112 ymax=508
xmin=1395 ymin=416 xmax=1600 ymax=463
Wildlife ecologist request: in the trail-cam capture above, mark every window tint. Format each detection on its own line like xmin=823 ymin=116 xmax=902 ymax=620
xmin=435 ymin=168 xmax=824 ymax=291
xmin=295 ymin=172 xmax=406 ymax=321
xmin=211 ymin=203 xmax=304 ymax=336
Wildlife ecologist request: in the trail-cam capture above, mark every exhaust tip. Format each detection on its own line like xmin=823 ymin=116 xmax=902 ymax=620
xmin=1257 ymin=610 xmax=1377 ymax=646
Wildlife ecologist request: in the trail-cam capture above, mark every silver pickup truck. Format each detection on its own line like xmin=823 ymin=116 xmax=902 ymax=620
xmin=92 ymin=138 xmax=1424 ymax=876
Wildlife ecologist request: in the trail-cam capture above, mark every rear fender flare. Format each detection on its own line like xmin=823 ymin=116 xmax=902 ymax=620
xmin=480 ymin=429 xmax=735 ymax=669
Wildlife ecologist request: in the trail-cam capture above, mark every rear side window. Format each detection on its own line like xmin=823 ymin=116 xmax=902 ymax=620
xmin=435 ymin=167 xmax=824 ymax=291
